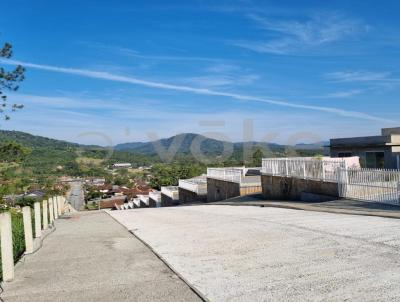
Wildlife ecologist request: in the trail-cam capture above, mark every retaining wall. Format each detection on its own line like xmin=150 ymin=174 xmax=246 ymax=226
xmin=261 ymin=175 xmax=339 ymax=201
xmin=179 ymin=187 xmax=207 ymax=203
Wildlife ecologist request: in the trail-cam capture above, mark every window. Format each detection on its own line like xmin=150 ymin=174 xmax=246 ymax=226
xmin=338 ymin=152 xmax=353 ymax=158
xmin=365 ymin=152 xmax=385 ymax=169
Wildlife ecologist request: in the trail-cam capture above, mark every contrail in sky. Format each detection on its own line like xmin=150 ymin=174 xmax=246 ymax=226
xmin=0 ymin=58 xmax=393 ymax=123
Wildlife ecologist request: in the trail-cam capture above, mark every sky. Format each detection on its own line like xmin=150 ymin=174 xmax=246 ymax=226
xmin=0 ymin=0 xmax=399 ymax=146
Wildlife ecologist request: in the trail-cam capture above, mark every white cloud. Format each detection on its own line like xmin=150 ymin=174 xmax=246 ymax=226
xmin=80 ymin=41 xmax=222 ymax=62
xmin=235 ymin=12 xmax=368 ymax=54
xmin=0 ymin=58 xmax=393 ymax=123
xmin=318 ymin=89 xmax=364 ymax=99
xmin=2 ymin=93 xmax=384 ymax=146
xmin=325 ymin=71 xmax=397 ymax=83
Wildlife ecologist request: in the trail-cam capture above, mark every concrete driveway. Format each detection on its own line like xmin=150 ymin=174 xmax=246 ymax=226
xmin=109 ymin=205 xmax=400 ymax=301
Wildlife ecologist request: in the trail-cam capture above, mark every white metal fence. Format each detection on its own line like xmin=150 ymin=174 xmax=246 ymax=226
xmin=207 ymin=168 xmax=244 ymax=183
xmin=262 ymin=157 xmax=400 ymax=205
xmin=262 ymin=158 xmax=346 ymax=183
xmin=339 ymin=168 xmax=400 ymax=205
xmin=207 ymin=167 xmax=244 ymax=183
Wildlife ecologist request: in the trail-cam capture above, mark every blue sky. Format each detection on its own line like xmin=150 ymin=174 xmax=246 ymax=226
xmin=0 ymin=0 xmax=399 ymax=145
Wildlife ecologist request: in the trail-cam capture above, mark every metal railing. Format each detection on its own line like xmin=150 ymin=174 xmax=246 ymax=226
xmin=262 ymin=158 xmax=346 ymax=182
xmin=207 ymin=167 xmax=244 ymax=183
xmin=339 ymin=168 xmax=400 ymax=205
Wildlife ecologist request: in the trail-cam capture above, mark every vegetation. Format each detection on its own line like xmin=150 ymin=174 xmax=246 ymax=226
xmin=0 ymin=209 xmax=25 ymax=281
xmin=0 ymin=130 xmax=323 ymax=197
xmin=0 ymin=42 xmax=25 ymax=120
xmin=149 ymin=162 xmax=206 ymax=189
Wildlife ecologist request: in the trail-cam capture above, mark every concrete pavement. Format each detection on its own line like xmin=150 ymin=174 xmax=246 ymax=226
xmin=67 ymin=181 xmax=84 ymax=211
xmin=210 ymin=194 xmax=400 ymax=219
xmin=110 ymin=205 xmax=400 ymax=301
xmin=2 ymin=211 xmax=202 ymax=302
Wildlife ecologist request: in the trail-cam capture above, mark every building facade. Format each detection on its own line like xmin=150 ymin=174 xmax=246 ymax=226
xmin=330 ymin=127 xmax=400 ymax=169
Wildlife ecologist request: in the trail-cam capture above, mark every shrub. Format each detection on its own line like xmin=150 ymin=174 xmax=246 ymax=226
xmin=0 ymin=209 xmax=26 ymax=281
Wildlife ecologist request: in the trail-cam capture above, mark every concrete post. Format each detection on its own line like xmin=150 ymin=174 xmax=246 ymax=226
xmin=22 ymin=206 xmax=34 ymax=254
xmin=0 ymin=212 xmax=14 ymax=282
xmin=59 ymin=196 xmax=64 ymax=214
xmin=56 ymin=196 xmax=60 ymax=216
xmin=34 ymin=202 xmax=42 ymax=238
xmin=49 ymin=198 xmax=54 ymax=224
xmin=42 ymin=199 xmax=48 ymax=229
xmin=53 ymin=196 xmax=59 ymax=220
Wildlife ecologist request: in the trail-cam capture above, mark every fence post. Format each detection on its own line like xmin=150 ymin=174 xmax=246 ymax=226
xmin=303 ymin=161 xmax=306 ymax=179
xmin=49 ymin=198 xmax=54 ymax=224
xmin=53 ymin=196 xmax=59 ymax=220
xmin=22 ymin=206 xmax=34 ymax=254
xmin=42 ymin=199 xmax=48 ymax=229
xmin=56 ymin=196 xmax=61 ymax=216
xmin=285 ymin=159 xmax=289 ymax=177
xmin=397 ymin=181 xmax=400 ymax=204
xmin=321 ymin=161 xmax=326 ymax=182
xmin=59 ymin=196 xmax=64 ymax=214
xmin=0 ymin=212 xmax=14 ymax=282
xmin=34 ymin=202 xmax=42 ymax=238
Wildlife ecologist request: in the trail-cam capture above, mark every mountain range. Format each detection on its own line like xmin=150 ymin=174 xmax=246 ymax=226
xmin=0 ymin=130 xmax=326 ymax=155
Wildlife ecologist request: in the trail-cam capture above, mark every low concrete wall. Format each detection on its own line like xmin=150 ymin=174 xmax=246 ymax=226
xmin=161 ymin=194 xmax=180 ymax=207
xmin=207 ymin=178 xmax=240 ymax=202
xmin=261 ymin=175 xmax=339 ymax=201
xmin=179 ymin=187 xmax=207 ymax=203
xmin=148 ymin=197 xmax=157 ymax=208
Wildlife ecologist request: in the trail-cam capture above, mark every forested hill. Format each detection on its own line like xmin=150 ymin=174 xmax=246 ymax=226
xmin=115 ymin=133 xmax=291 ymax=155
xmin=0 ymin=130 xmax=80 ymax=149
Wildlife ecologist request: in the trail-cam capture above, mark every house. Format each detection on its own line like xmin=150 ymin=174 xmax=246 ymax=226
xmin=330 ymin=127 xmax=400 ymax=169
xmin=112 ymin=163 xmax=132 ymax=169
xmin=99 ymin=196 xmax=127 ymax=209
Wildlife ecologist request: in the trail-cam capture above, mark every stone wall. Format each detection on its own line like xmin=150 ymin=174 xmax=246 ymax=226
xmin=179 ymin=187 xmax=207 ymax=203
xmin=261 ymin=175 xmax=339 ymax=201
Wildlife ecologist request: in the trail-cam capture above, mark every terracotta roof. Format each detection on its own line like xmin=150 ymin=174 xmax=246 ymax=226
xmin=99 ymin=196 xmax=127 ymax=209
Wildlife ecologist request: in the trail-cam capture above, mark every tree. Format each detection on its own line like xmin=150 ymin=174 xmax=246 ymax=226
xmin=252 ymin=148 xmax=263 ymax=167
xmin=0 ymin=141 xmax=31 ymax=163
xmin=0 ymin=42 xmax=25 ymax=120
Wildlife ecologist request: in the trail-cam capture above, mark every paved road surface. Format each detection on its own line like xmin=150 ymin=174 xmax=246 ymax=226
xmin=67 ymin=180 xmax=85 ymax=210
xmin=110 ymin=205 xmax=400 ymax=301
xmin=2 ymin=211 xmax=202 ymax=302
